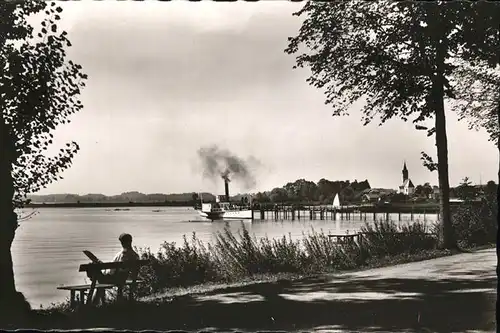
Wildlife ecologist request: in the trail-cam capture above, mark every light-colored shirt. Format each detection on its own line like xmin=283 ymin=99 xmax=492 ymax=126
xmin=106 ymin=248 xmax=139 ymax=275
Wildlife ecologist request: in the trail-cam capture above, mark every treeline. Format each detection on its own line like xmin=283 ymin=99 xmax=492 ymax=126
xmin=252 ymin=178 xmax=372 ymax=204
xmin=251 ymin=178 xmax=498 ymax=205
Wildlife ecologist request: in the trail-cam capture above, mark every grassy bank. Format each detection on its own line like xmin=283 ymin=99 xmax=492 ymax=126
xmin=133 ymin=219 xmax=443 ymax=297
xmin=138 ymin=245 xmax=462 ymax=305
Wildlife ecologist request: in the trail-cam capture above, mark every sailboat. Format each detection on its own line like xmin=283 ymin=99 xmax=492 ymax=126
xmin=332 ymin=193 xmax=341 ymax=209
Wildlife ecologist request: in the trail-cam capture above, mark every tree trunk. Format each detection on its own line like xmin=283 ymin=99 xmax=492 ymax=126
xmin=431 ymin=52 xmax=459 ymax=249
xmin=434 ymin=94 xmax=457 ymax=249
xmin=496 ymin=55 xmax=499 ymax=282
xmin=428 ymin=5 xmax=458 ymax=250
xmin=0 ymin=115 xmax=19 ymax=303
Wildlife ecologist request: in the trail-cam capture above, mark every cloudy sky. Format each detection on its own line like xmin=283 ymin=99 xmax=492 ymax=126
xmin=35 ymin=1 xmax=497 ymax=196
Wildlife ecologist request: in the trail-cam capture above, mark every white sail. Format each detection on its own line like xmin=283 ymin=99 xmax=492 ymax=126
xmin=332 ymin=194 xmax=341 ymax=209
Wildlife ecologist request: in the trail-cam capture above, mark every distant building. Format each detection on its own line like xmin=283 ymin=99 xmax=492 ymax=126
xmin=362 ymin=192 xmax=381 ymax=203
xmin=398 ymin=161 xmax=415 ymax=196
xmin=362 ymin=188 xmax=396 ymax=203
xmin=432 ymin=186 xmax=440 ymax=200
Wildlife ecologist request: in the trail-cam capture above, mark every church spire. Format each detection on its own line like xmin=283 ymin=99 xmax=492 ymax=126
xmin=402 ymin=160 xmax=409 ymax=182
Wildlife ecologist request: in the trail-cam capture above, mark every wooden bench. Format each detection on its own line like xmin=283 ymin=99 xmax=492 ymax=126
xmin=328 ymin=232 xmax=439 ymax=247
xmin=58 ymin=259 xmax=149 ymax=308
xmin=328 ymin=234 xmax=359 ymax=244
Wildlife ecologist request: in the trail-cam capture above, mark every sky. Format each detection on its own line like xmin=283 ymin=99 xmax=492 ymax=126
xmin=33 ymin=1 xmax=498 ymax=196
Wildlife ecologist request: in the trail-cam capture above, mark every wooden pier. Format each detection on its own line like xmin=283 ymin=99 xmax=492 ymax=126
xmin=252 ymin=204 xmax=440 ymax=222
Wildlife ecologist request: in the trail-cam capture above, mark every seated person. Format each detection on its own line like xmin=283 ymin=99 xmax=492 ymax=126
xmin=92 ymin=233 xmax=140 ymax=304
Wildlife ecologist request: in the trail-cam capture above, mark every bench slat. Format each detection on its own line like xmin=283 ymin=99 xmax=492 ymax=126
xmin=57 ymin=280 xmax=144 ymax=291
xmin=57 ymin=284 xmax=117 ymax=291
xmin=79 ymin=259 xmax=149 ymax=272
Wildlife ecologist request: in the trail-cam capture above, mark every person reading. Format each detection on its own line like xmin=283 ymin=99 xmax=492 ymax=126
xmin=91 ymin=233 xmax=140 ymax=304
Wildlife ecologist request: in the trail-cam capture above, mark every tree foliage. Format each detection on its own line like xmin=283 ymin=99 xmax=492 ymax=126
xmin=285 ymin=1 xmax=490 ymax=127
xmin=1 ymin=1 xmax=87 ymax=208
xmin=253 ymin=178 xmax=371 ymax=204
xmin=414 ymin=182 xmax=433 ymax=198
xmin=285 ymin=1 xmax=499 ymax=249
xmin=450 ymin=61 xmax=499 ymax=144
xmin=0 ymin=0 xmax=86 ymax=307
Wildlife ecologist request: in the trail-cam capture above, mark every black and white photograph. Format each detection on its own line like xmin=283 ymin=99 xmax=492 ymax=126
xmin=0 ymin=1 xmax=498 ymax=331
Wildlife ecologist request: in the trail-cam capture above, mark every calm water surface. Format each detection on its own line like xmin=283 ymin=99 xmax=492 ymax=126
xmin=11 ymin=207 xmax=437 ymax=307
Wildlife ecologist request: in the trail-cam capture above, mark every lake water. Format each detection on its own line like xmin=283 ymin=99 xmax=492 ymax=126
xmin=11 ymin=207 xmax=438 ymax=308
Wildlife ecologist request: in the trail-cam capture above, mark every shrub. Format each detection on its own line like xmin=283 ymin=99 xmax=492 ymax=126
xmin=136 ymin=220 xmax=440 ymax=298
xmin=359 ymin=220 xmax=438 ymax=257
xmin=451 ymin=196 xmax=497 ymax=248
xmin=137 ymin=234 xmax=220 ymax=295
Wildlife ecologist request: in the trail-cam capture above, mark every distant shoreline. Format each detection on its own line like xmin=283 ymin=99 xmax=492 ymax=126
xmin=26 ymin=202 xmax=195 ymax=208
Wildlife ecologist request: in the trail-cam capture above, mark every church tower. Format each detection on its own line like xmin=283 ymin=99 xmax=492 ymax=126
xmin=402 ymin=161 xmax=408 ymax=182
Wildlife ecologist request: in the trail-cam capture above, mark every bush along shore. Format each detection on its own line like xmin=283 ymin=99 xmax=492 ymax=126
xmin=7 ymin=195 xmax=497 ymax=328
xmin=135 ymin=220 xmax=439 ymax=297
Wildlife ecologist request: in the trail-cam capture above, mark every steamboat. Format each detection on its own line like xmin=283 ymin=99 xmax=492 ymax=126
xmin=197 ymin=177 xmax=253 ymax=221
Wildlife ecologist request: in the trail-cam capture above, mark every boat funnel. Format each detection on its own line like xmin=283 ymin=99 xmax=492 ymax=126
xmin=224 ymin=179 xmax=230 ymax=201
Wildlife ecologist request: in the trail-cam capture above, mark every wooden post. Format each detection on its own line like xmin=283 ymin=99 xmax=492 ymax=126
xmin=86 ymin=279 xmax=97 ymax=305
xmin=423 ymin=209 xmax=426 ymax=221
xmin=309 ymin=209 xmax=313 ymax=220
xmin=79 ymin=290 xmax=85 ymax=305
xmin=398 ymin=212 xmax=401 ymax=221
xmin=297 ymin=209 xmax=300 ymax=219
xmin=372 ymin=212 xmax=376 ymax=221
xmin=385 ymin=212 xmax=389 ymax=221
xmin=260 ymin=209 xmax=264 ymax=220
xmin=70 ymin=290 xmax=76 ymax=309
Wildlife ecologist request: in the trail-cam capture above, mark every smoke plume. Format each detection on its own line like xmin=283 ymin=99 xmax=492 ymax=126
xmin=197 ymin=145 xmax=260 ymax=190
